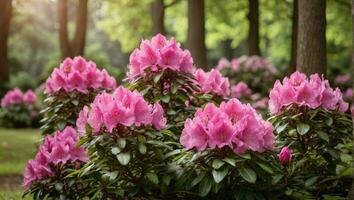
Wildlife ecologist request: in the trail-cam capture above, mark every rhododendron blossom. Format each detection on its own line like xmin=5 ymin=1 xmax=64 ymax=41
xmin=180 ymin=99 xmax=275 ymax=154
xmin=278 ymin=147 xmax=292 ymax=165
xmin=23 ymin=127 xmax=88 ymax=188
xmin=128 ymin=34 xmax=195 ymax=79
xmin=1 ymin=88 xmax=37 ymax=107
xmin=194 ymin=69 xmax=230 ymax=97
xmin=216 ymin=56 xmax=277 ymax=74
xmin=45 ymin=56 xmax=116 ymax=94
xmin=269 ymin=71 xmax=349 ymax=114
xmin=231 ymin=81 xmax=252 ymax=98
xmin=76 ymin=86 xmax=166 ymax=135
xmin=335 ymin=74 xmax=351 ymax=85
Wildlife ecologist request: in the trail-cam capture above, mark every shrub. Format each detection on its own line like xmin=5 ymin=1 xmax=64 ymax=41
xmin=0 ymin=88 xmax=39 ymax=127
xmin=40 ymin=56 xmax=116 ymax=134
xmin=269 ymin=71 xmax=353 ymax=198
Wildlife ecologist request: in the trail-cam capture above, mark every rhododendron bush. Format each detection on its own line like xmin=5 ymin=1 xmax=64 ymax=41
xmin=23 ymin=127 xmax=89 ymax=199
xmin=269 ymin=72 xmax=353 ymax=198
xmin=0 ymin=88 xmax=39 ymax=127
xmin=41 ymin=56 xmax=116 ymax=134
xmin=23 ymin=34 xmax=354 ymax=199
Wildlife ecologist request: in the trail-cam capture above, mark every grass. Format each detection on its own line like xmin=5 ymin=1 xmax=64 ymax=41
xmin=0 ymin=128 xmax=40 ymax=199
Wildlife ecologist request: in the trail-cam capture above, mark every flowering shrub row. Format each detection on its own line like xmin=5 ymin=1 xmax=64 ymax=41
xmin=22 ymin=34 xmax=353 ymax=199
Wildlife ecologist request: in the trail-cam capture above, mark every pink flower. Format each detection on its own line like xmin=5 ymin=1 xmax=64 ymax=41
xmin=253 ymin=97 xmax=269 ymax=109
xmin=278 ymin=147 xmax=292 ymax=165
xmin=231 ymin=82 xmax=252 ymax=98
xmin=216 ymin=56 xmax=276 ymax=74
xmin=45 ymin=56 xmax=116 ymax=95
xmin=151 ymin=103 xmax=167 ymax=130
xmin=180 ymin=99 xmax=275 ymax=153
xmin=194 ymin=69 xmax=230 ymax=97
xmin=77 ymin=86 xmax=167 ymax=135
xmin=23 ymin=90 xmax=37 ymax=104
xmin=351 ymin=105 xmax=354 ymax=116
xmin=76 ymin=106 xmax=89 ymax=135
xmin=216 ymin=57 xmax=230 ymax=71
xmin=345 ymin=88 xmax=353 ymax=99
xmin=335 ymin=74 xmax=351 ymax=84
xmin=269 ymin=71 xmax=348 ymax=114
xmin=23 ymin=127 xmax=88 ymax=188
xmin=128 ymin=34 xmax=195 ymax=79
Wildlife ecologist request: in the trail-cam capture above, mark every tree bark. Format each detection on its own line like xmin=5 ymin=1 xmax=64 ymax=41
xmin=0 ymin=0 xmax=12 ymax=83
xmin=296 ymin=0 xmax=326 ymax=76
xmin=289 ymin=0 xmax=298 ymax=74
xmin=151 ymin=0 xmax=165 ymax=35
xmin=247 ymin=0 xmax=261 ymax=56
xmin=187 ymin=0 xmax=207 ymax=68
xmin=58 ymin=0 xmax=88 ymax=59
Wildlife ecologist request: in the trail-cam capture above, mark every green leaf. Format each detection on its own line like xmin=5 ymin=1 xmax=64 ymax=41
xmin=191 ymin=172 xmax=205 ymax=187
xmin=272 ymin=174 xmax=283 ymax=185
xmin=153 ymin=72 xmax=164 ymax=83
xmin=55 ymin=182 xmax=63 ymax=191
xmin=296 ymin=123 xmax=310 ymax=135
xmin=106 ymin=171 xmax=118 ymax=181
xmin=325 ymin=117 xmax=333 ymax=126
xmin=212 ymin=159 xmax=225 ymax=169
xmin=238 ymin=166 xmax=257 ymax=183
xmin=117 ymin=152 xmax=131 ymax=165
xmin=239 ymin=153 xmax=251 ymax=159
xmin=140 ymin=86 xmax=151 ymax=96
xmin=222 ymin=157 xmax=236 ymax=167
xmin=212 ymin=168 xmax=229 ymax=183
xmin=138 ymin=143 xmax=147 ymax=154
xmin=171 ymin=84 xmax=178 ymax=94
xmin=111 ymin=147 xmax=121 ymax=155
xmin=146 ymin=172 xmax=159 ymax=184
xmin=276 ymin=123 xmax=288 ymax=134
xmin=71 ymin=99 xmax=79 ymax=106
xmin=199 ymin=177 xmax=212 ymax=197
xmin=161 ymin=95 xmax=170 ymax=103
xmin=117 ymin=138 xmax=126 ymax=149
xmin=163 ymin=175 xmax=171 ymax=186
xmin=317 ymin=131 xmax=329 ymax=142
xmin=257 ymin=162 xmax=274 ymax=174
xmin=305 ymin=176 xmax=318 ymax=187
xmin=57 ymin=121 xmax=66 ymax=131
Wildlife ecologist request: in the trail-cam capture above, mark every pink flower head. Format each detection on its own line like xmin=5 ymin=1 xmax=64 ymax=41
xmin=344 ymin=88 xmax=353 ymax=100
xmin=23 ymin=127 xmax=88 ymax=188
xmin=128 ymin=34 xmax=195 ymax=79
xmin=335 ymin=74 xmax=351 ymax=85
xmin=216 ymin=56 xmax=276 ymax=74
xmin=1 ymin=88 xmax=37 ymax=107
xmin=231 ymin=82 xmax=252 ymax=98
xmin=76 ymin=86 xmax=167 ymax=135
xmin=216 ymin=57 xmax=230 ymax=71
xmin=269 ymin=71 xmax=348 ymax=114
xmin=45 ymin=56 xmax=116 ymax=95
xmin=278 ymin=147 xmax=292 ymax=165
xmin=194 ymin=69 xmax=230 ymax=97
xmin=180 ymin=99 xmax=275 ymax=153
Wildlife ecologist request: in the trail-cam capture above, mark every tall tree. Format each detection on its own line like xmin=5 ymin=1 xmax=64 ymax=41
xmin=151 ymin=0 xmax=165 ymax=35
xmin=289 ymin=0 xmax=298 ymax=74
xmin=247 ymin=0 xmax=261 ymax=56
xmin=187 ymin=0 xmax=207 ymax=68
xmin=0 ymin=0 xmax=12 ymax=83
xmin=296 ymin=0 xmax=326 ymax=76
xmin=58 ymin=0 xmax=88 ymax=59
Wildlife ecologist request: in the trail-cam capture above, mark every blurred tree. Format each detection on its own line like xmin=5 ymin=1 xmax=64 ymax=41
xmin=151 ymin=0 xmax=165 ymax=35
xmin=188 ymin=0 xmax=207 ymax=68
xmin=247 ymin=0 xmax=261 ymax=56
xmin=0 ymin=0 xmax=12 ymax=84
xmin=297 ymin=0 xmax=327 ymax=76
xmin=289 ymin=0 xmax=297 ymax=74
xmin=58 ymin=0 xmax=88 ymax=59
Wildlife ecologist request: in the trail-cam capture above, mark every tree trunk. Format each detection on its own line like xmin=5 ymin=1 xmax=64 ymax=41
xmin=247 ymin=0 xmax=261 ymax=56
xmin=289 ymin=0 xmax=298 ymax=74
xmin=151 ymin=0 xmax=165 ymax=35
xmin=187 ymin=0 xmax=207 ymax=68
xmin=296 ymin=0 xmax=326 ymax=76
xmin=348 ymin=0 xmax=354 ymax=199
xmin=0 ymin=0 xmax=12 ymax=83
xmin=58 ymin=0 xmax=88 ymax=59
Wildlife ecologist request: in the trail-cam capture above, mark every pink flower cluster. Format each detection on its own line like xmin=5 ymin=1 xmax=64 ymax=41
xmin=23 ymin=127 xmax=88 ymax=188
xmin=76 ymin=86 xmax=166 ymax=135
xmin=194 ymin=69 xmax=230 ymax=97
xmin=128 ymin=34 xmax=195 ymax=79
xmin=231 ymin=81 xmax=252 ymax=98
xmin=269 ymin=72 xmax=349 ymax=114
xmin=1 ymin=88 xmax=36 ymax=107
xmin=216 ymin=56 xmax=277 ymax=74
xmin=335 ymin=74 xmax=351 ymax=85
xmin=45 ymin=56 xmax=116 ymax=94
xmin=180 ymin=99 xmax=275 ymax=154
